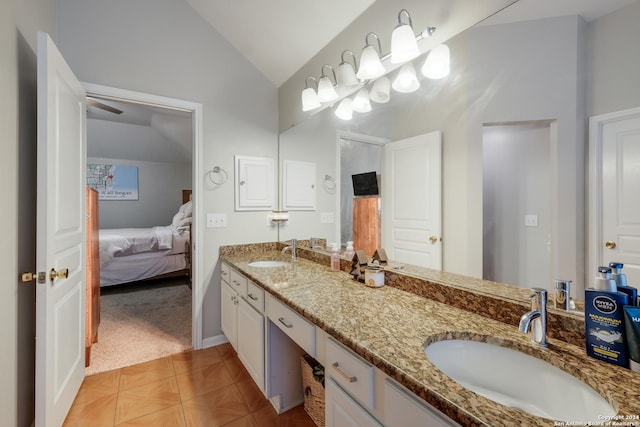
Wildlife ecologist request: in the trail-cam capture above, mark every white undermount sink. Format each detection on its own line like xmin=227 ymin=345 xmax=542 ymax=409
xmin=247 ymin=260 xmax=289 ymax=268
xmin=424 ymin=339 xmax=616 ymax=422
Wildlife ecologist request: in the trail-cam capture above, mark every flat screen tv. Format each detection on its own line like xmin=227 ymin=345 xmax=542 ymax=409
xmin=352 ymin=171 xmax=379 ymax=196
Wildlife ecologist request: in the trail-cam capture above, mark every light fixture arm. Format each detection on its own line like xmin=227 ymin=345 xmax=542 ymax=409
xmin=396 ymin=9 xmax=413 ymax=28
xmin=364 ymin=32 xmax=383 ymax=55
xmin=340 ymin=50 xmax=358 ymax=70
xmin=304 ymin=76 xmax=318 ymax=90
xmin=320 ymin=64 xmax=338 ymax=85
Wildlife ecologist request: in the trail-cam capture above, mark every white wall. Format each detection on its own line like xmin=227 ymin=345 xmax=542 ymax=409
xmin=587 ymin=1 xmax=640 ymax=117
xmin=1 ymin=1 xmax=57 ymax=425
xmin=88 ymin=157 xmax=192 ymax=229
xmin=57 ymin=0 xmax=279 ymax=340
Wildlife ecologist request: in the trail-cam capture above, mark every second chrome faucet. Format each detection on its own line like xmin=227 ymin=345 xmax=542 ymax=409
xmin=519 ymin=288 xmax=548 ymax=347
xmin=282 ymin=238 xmax=297 ymax=261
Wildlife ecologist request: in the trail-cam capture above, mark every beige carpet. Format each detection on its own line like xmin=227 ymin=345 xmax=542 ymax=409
xmin=86 ymin=279 xmax=192 ymax=376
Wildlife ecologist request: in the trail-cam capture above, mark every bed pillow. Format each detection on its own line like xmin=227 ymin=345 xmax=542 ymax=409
xmin=176 ymin=216 xmax=192 ymax=228
xmin=179 ymin=200 xmax=193 ymax=218
xmin=172 ymin=211 xmax=185 ymax=227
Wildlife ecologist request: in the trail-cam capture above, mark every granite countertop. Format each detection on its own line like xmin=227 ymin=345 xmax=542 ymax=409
xmin=220 ymin=247 xmax=640 ymax=427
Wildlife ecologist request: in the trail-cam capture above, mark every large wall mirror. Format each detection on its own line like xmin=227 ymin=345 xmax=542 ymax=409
xmin=278 ymin=0 xmax=640 ymax=314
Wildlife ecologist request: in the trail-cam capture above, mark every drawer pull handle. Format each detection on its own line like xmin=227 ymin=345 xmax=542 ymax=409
xmin=248 ymin=293 xmax=259 ymax=301
xmin=332 ymin=362 xmax=357 ymax=383
xmin=278 ymin=317 xmax=293 ymax=328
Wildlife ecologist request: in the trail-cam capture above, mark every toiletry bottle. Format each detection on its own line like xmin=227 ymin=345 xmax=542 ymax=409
xmin=585 ymin=266 xmax=630 ymax=367
xmin=330 ymin=243 xmax=340 ymax=272
xmin=594 ymin=266 xmax=617 ymax=292
xmin=344 ymin=241 xmax=355 ymax=260
xmin=610 ymin=262 xmax=638 ymax=306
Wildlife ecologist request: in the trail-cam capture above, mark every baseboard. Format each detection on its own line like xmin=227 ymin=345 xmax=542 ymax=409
xmin=202 ymin=334 xmax=228 ymax=349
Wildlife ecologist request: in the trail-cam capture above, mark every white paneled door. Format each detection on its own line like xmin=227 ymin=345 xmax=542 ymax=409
xmin=592 ymin=107 xmax=640 ymax=286
xmin=36 ymin=32 xmax=87 ymax=427
xmin=382 ymin=131 xmax=442 ymax=269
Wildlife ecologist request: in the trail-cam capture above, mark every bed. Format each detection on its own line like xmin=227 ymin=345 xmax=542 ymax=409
xmin=98 ymin=191 xmax=192 ymax=287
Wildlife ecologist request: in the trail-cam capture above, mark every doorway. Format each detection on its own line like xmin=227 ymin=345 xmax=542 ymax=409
xmin=482 ymin=121 xmax=552 ymax=288
xmin=83 ymin=83 xmax=204 ymax=371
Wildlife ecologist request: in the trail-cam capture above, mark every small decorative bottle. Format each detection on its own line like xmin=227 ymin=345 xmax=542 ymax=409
xmin=344 ymin=241 xmax=355 ymax=260
xmin=330 ymin=243 xmax=341 ymax=272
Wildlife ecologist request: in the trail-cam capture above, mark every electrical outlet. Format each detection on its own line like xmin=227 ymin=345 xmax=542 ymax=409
xmin=207 ymin=213 xmax=227 ymax=228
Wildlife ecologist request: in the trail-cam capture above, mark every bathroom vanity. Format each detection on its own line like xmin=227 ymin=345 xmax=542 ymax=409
xmin=220 ymin=242 xmax=640 ymax=426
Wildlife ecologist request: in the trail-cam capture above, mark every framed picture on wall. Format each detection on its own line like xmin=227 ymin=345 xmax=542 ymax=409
xmin=87 ymin=163 xmax=139 ymax=200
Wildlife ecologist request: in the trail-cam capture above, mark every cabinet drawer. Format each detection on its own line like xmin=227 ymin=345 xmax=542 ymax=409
xmin=221 ymin=263 xmax=231 ymax=285
xmin=245 ymin=281 xmax=265 ymax=313
xmin=266 ymin=295 xmax=315 ymax=356
xmin=229 ymin=269 xmax=247 ymax=297
xmin=326 ymin=337 xmax=375 ymax=411
xmin=384 ymin=378 xmax=459 ymax=426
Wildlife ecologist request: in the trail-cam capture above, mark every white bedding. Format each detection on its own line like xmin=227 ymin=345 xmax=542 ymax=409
xmin=99 ymin=226 xmax=189 ymax=269
xmin=100 ymin=251 xmax=187 ymax=287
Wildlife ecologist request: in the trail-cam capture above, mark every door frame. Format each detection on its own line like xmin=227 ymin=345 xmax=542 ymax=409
xmin=588 ymin=106 xmax=640 ymax=283
xmin=83 ymin=82 xmax=204 ymax=349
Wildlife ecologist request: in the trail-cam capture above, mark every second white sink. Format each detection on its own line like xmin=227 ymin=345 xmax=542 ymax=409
xmin=424 ymin=339 xmax=616 ymax=422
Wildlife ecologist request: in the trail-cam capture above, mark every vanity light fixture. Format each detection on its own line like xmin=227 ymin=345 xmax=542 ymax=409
xmin=392 ymin=62 xmax=420 ymax=93
xmin=390 ymin=9 xmax=420 ymax=64
xmin=370 ymin=76 xmax=391 ymax=104
xmin=422 ymin=44 xmax=451 ymax=79
xmin=317 ymin=65 xmax=339 ymax=102
xmin=335 ymin=97 xmax=354 ymax=120
xmin=336 ymin=50 xmax=360 ymax=91
xmin=352 ymin=88 xmax=372 ymax=113
xmin=356 ymin=33 xmax=385 ymax=80
xmin=301 ymin=77 xmax=321 ymax=111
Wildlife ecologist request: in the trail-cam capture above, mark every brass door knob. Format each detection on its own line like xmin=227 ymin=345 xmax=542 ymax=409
xmin=605 ymin=241 xmax=617 ymax=249
xmin=429 ymin=236 xmax=439 ymax=244
xmin=49 ymin=268 xmax=69 ymax=282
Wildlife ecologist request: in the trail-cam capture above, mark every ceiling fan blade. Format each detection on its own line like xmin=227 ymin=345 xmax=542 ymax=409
xmin=86 ymin=97 xmax=123 ymax=115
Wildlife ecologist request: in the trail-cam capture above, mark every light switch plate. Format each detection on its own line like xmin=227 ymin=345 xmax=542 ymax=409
xmin=207 ymin=213 xmax=227 ymax=228
xmin=320 ymin=212 xmax=334 ymax=224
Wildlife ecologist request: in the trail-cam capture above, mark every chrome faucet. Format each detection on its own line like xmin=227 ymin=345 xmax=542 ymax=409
xmin=282 ymin=238 xmax=297 ymax=261
xmin=309 ymin=237 xmax=323 ymax=249
xmin=518 ymin=288 xmax=548 ymax=347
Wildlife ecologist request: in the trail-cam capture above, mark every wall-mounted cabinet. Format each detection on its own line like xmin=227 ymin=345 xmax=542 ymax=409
xmin=282 ymin=160 xmax=316 ymax=210
xmin=235 ymin=155 xmax=274 ymax=211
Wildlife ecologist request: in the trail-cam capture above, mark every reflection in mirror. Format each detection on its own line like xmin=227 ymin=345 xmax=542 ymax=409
xmin=278 ymin=0 xmax=640 ymax=314
xmin=482 ymin=121 xmax=552 ymax=288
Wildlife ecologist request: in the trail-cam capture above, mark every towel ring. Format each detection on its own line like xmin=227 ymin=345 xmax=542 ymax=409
xmin=207 ymin=166 xmax=228 ymax=185
xmin=323 ymin=174 xmax=336 ymax=192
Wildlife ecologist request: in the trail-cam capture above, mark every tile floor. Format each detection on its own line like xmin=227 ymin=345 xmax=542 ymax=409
xmin=63 ymin=343 xmax=317 ymax=427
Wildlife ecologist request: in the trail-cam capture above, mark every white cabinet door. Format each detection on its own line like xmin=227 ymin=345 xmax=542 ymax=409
xmin=325 ymin=378 xmax=382 ymax=427
xmin=221 ymin=281 xmax=238 ymax=350
xmin=283 ymin=160 xmax=316 ymax=210
xmin=237 ymin=297 xmax=265 ymax=392
xmin=384 ymin=379 xmax=459 ymax=427
xmin=235 ymin=155 xmax=274 ymax=211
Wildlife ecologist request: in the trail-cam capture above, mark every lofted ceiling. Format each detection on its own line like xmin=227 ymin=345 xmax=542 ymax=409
xmin=87 ymin=0 xmax=637 ymax=163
